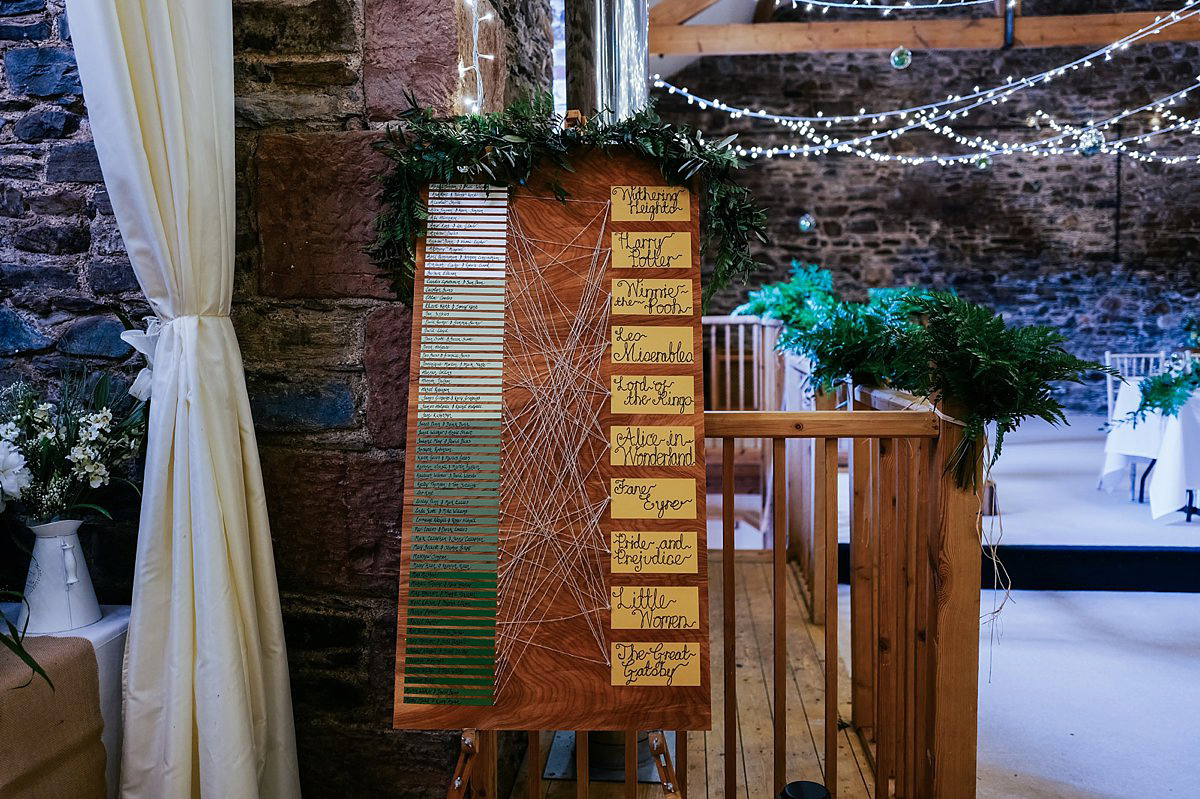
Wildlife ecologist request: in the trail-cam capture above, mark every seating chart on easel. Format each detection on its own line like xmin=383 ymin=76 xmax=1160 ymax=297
xmin=394 ymin=152 xmax=709 ymax=732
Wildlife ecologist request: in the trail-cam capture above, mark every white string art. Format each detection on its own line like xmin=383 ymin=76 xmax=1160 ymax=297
xmin=493 ymin=196 xmax=617 ymax=696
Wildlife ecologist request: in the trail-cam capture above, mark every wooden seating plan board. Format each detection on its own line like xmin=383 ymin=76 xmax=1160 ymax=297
xmin=393 ymin=152 xmax=710 ymax=731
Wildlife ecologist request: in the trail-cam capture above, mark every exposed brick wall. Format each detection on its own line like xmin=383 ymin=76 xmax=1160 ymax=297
xmin=657 ymin=6 xmax=1200 ymax=412
xmin=1 ymin=0 xmax=550 ymax=795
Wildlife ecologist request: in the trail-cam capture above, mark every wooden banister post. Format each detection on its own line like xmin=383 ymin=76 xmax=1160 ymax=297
xmin=808 ymin=386 xmax=836 ymax=624
xmin=927 ymin=399 xmax=982 ymax=799
xmin=785 ymin=354 xmax=809 ymax=567
xmin=848 ymin=397 xmax=875 ymax=733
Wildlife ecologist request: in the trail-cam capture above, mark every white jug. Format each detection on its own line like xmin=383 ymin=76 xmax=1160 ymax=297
xmin=17 ymin=519 xmax=102 ymax=634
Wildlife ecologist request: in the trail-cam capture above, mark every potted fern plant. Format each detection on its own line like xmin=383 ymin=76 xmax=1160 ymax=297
xmin=737 ymin=270 xmax=1109 ymax=491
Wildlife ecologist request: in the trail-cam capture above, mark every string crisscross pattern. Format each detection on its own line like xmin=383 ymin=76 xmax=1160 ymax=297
xmin=494 ymin=197 xmax=616 ymax=695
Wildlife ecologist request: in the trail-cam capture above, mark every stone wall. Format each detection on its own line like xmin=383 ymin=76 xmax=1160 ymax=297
xmin=657 ymin=7 xmax=1200 ymax=412
xmin=0 ymin=0 xmax=145 ymax=597
xmin=0 ymin=0 xmax=551 ymax=796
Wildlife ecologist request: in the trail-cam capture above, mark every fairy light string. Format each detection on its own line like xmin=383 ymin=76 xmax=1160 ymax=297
xmin=654 ymin=1 xmax=1200 ymax=126
xmin=728 ymin=80 xmax=1200 ymax=163
xmin=783 ymin=0 xmax=998 ymax=14
xmin=729 ymin=81 xmax=1200 ymax=164
xmin=653 ymin=1 xmax=1200 ymax=165
xmin=458 ymin=0 xmax=495 ymax=112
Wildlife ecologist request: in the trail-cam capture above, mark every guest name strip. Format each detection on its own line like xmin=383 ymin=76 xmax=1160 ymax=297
xmin=400 ymin=184 xmax=508 ymax=707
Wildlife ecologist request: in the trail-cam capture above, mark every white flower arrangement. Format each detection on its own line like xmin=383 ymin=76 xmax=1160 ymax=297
xmin=0 ymin=439 xmax=32 ymax=513
xmin=0 ymin=373 xmax=147 ymax=524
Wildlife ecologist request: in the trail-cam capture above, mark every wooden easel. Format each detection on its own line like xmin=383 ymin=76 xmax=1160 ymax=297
xmin=447 ymin=729 xmax=681 ymax=798
xmin=423 ymin=110 xmax=705 ymax=798
xmin=447 ymin=729 xmax=497 ymax=799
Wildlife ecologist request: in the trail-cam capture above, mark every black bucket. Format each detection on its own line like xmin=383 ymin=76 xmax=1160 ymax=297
xmin=777 ymin=781 xmax=831 ymax=799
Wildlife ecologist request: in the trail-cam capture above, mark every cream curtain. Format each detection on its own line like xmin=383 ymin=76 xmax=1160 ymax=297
xmin=65 ymin=1 xmax=301 ymax=796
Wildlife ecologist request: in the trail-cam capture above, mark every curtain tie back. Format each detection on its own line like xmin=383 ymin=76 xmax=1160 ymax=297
xmin=119 ymin=314 xmax=230 ymax=400
xmin=120 ymin=317 xmax=160 ymax=401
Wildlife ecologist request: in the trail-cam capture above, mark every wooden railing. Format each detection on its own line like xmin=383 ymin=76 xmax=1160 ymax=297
xmin=702 ymin=315 xmax=787 ymax=547
xmin=701 ymin=315 xmax=784 ymax=413
xmin=843 ymin=389 xmax=983 ymax=799
xmin=706 ymin=406 xmax=980 ymax=799
xmin=478 ymin=402 xmax=982 ymax=799
xmin=785 ymin=376 xmax=837 ymax=625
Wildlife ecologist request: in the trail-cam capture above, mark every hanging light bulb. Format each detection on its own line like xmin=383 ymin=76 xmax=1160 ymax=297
xmin=974 ymin=154 xmax=992 ymax=170
xmin=798 ymin=213 xmax=817 ymax=232
xmin=890 ymin=46 xmax=914 ymax=70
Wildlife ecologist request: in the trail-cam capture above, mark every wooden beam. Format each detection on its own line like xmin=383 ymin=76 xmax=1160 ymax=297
xmin=649 ymin=0 xmax=723 ymax=26
xmin=649 ymin=11 xmax=1200 ymax=56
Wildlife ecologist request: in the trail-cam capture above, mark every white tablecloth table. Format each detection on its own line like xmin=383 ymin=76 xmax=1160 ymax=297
xmin=1102 ymin=381 xmax=1200 ymax=519
xmin=2 ymin=603 xmax=129 ymax=799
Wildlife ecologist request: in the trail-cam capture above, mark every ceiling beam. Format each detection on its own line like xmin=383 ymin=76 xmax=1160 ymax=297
xmin=649 ymin=11 xmax=1200 ymax=56
xmin=648 ymin=0 xmax=724 ymax=26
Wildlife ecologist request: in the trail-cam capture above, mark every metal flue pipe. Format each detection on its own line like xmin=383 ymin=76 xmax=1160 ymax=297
xmin=565 ymin=0 xmax=649 ymax=121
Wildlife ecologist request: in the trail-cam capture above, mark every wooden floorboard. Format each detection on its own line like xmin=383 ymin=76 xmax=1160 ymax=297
xmin=510 ymin=553 xmax=874 ymax=798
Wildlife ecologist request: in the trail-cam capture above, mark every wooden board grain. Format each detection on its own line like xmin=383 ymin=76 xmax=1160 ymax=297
xmin=394 ymin=151 xmax=709 ymax=732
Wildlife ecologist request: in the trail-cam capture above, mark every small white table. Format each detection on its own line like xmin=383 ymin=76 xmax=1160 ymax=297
xmin=2 ymin=603 xmax=129 ymax=799
xmin=1102 ymin=381 xmax=1200 ymax=520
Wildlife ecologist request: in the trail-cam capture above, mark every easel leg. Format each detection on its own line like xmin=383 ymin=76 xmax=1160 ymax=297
xmin=647 ymin=731 xmax=681 ymax=799
xmin=475 ymin=730 xmax=499 ymax=799
xmin=447 ymin=729 xmax=477 ymax=799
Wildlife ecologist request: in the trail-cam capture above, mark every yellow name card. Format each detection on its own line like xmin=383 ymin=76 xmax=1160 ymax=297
xmin=611 ymin=531 xmax=699 ymax=574
xmin=610 ymin=425 xmax=696 ymax=467
xmin=611 ymin=231 xmax=691 ymax=269
xmin=611 ymin=477 xmax=697 ymax=519
xmin=611 ymin=279 xmax=693 ymax=316
xmin=611 ymin=326 xmax=694 ymax=365
xmin=610 ymin=186 xmax=691 ymax=222
xmin=611 ymin=586 xmax=700 ymax=630
xmin=611 ymin=642 xmax=701 ymax=687
xmin=610 ymin=375 xmax=696 ymax=416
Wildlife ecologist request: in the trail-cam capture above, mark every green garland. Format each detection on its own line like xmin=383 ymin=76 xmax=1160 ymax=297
xmin=370 ymin=94 xmax=767 ymax=306
xmin=1183 ymin=315 xmax=1200 ymax=349
xmin=782 ymin=299 xmax=910 ymax=392
xmin=739 ymin=267 xmax=1110 ymax=490
xmin=1130 ymin=362 xmax=1200 ymax=422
